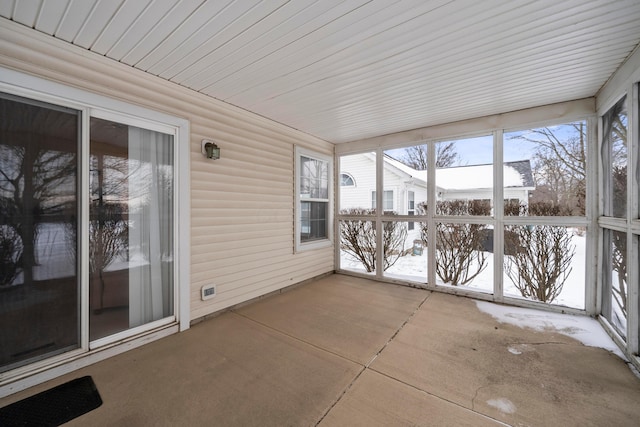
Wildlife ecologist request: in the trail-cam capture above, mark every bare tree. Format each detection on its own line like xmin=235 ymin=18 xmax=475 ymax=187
xmin=510 ymin=123 xmax=587 ymax=215
xmin=0 ymin=144 xmax=76 ymax=284
xmin=0 ymin=225 xmax=22 ymax=287
xmin=401 ymin=142 xmax=459 ymax=170
xmin=89 ymin=201 xmax=128 ymax=313
xmin=435 ymin=142 xmax=460 ymax=168
xmin=610 ymin=230 xmax=627 ymax=318
xmin=606 ymin=104 xmax=628 ymax=319
xmin=340 ymin=208 xmax=407 ymax=272
xmin=0 ymin=99 xmax=78 ymax=285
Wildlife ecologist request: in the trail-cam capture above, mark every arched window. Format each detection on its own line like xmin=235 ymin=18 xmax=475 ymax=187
xmin=340 ymin=173 xmax=355 ymax=187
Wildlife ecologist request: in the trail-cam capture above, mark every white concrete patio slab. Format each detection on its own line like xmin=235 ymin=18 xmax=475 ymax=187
xmin=370 ymin=291 xmax=640 ymax=426
xmin=236 ymin=274 xmax=428 ymax=364
xmin=2 ymin=274 xmax=639 ymax=426
xmin=318 ymin=369 xmax=504 ymax=427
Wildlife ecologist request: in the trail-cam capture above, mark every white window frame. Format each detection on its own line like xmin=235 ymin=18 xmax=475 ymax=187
xmin=295 ymin=146 xmax=333 ymax=252
xmin=0 ymin=67 xmax=190 ymax=397
xmin=372 ymin=190 xmax=394 ymax=211
xmin=597 ymin=88 xmax=639 ymax=363
xmin=408 ymin=190 xmax=415 ymax=230
xmin=340 ymin=172 xmax=356 ymax=187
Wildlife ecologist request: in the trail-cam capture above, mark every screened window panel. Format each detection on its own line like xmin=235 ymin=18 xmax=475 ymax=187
xmin=435 ymin=136 xmax=493 ymax=216
xmin=602 ymin=97 xmax=628 ymax=218
xmin=339 ymin=153 xmax=376 ymax=214
xmin=504 ymin=122 xmax=587 ymax=217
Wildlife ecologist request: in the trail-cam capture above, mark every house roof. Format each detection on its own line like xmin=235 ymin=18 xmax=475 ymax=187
xmin=435 ymin=161 xmax=535 ymax=191
xmin=384 ymin=154 xmax=534 ymax=191
xmin=2 ymin=1 xmax=639 ymax=144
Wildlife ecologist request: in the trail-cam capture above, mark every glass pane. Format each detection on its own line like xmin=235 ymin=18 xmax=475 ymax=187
xmin=300 ymin=156 xmax=328 ymax=199
xmin=504 ymin=225 xmax=585 ymax=309
xmin=602 ymin=97 xmax=628 ymax=218
xmin=383 ymin=221 xmax=427 ymax=283
xmin=435 ymin=136 xmax=493 ymax=216
xmin=602 ymin=229 xmax=627 ymax=339
xmin=383 ymin=146 xmax=428 ymax=216
xmin=89 ymin=117 xmax=174 ymax=341
xmin=383 ymin=147 xmax=428 ymax=224
xmin=504 ymin=122 xmax=587 ymax=216
xmin=0 ymin=93 xmax=80 ymax=372
xmin=371 ymin=190 xmax=394 ymax=211
xmin=435 ymin=222 xmax=493 ymax=293
xmin=300 ymin=201 xmax=327 ymax=242
xmin=339 ymin=153 xmax=376 ymax=214
xmin=340 ymin=173 xmax=354 ymax=187
xmin=339 ymin=219 xmax=375 ymax=274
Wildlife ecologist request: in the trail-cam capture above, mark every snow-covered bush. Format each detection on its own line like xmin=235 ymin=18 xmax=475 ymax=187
xmin=504 ymin=225 xmax=575 ymax=303
xmin=340 ymin=208 xmax=407 ymax=273
xmin=427 ymin=200 xmax=490 ymax=286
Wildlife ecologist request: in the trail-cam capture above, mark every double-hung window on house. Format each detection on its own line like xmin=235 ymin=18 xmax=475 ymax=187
xmin=0 ymin=70 xmax=188 ymax=385
xmin=295 ymin=147 xmax=332 ymax=251
xmin=372 ymin=190 xmax=394 ymax=211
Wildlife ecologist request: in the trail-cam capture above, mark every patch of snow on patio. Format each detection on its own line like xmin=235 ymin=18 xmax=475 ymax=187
xmin=486 ymin=398 xmax=517 ymax=414
xmin=475 ymin=300 xmax=626 ymax=360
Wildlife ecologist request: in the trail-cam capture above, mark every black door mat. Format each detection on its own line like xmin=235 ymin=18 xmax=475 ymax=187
xmin=0 ymin=376 xmax=102 ymax=426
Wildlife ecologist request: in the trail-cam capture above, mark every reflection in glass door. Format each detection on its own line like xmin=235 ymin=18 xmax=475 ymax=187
xmin=0 ymin=93 xmax=80 ymax=372
xmin=89 ymin=117 xmax=174 ymax=342
xmin=1 ymin=89 xmax=178 ymax=378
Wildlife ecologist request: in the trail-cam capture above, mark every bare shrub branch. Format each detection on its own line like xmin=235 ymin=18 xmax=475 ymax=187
xmin=339 ymin=208 xmax=407 ymax=273
xmin=504 ymin=224 xmax=575 ymax=303
xmin=420 ymin=200 xmax=490 ymax=286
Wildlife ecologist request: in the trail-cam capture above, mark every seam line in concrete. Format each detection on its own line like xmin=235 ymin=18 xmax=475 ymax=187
xmin=314 ymin=293 xmax=432 ymax=426
xmin=369 ymin=368 xmax=510 ymax=426
xmin=365 ymin=291 xmax=432 ymax=367
xmin=230 ymin=310 xmax=363 ymax=366
xmin=314 ymin=365 xmax=367 ymax=426
xmin=233 ymin=290 xmax=433 ymax=427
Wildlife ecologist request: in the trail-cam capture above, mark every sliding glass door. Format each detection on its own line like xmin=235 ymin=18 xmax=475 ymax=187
xmin=0 ymin=92 xmax=177 ymax=374
xmin=0 ymin=93 xmax=80 ymax=372
xmin=88 ymin=116 xmax=174 ymax=343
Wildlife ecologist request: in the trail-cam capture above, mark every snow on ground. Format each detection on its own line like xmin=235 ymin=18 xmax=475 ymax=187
xmin=341 ymin=233 xmax=587 ymax=310
xmin=475 ymin=299 xmax=626 ymax=360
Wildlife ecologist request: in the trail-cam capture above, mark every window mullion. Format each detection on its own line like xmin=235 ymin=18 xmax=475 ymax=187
xmin=586 ymin=115 xmax=599 ymax=315
xmin=427 ymin=143 xmax=436 ymax=288
xmin=80 ymin=108 xmax=91 ymax=351
xmin=376 ymin=148 xmax=384 ymax=279
xmin=494 ymin=129 xmax=504 ymax=302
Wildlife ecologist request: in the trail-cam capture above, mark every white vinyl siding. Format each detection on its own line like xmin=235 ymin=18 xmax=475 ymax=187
xmin=0 ymin=20 xmax=334 ymax=325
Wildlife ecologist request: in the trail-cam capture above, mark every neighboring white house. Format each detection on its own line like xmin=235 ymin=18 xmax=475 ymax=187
xmin=339 ymin=153 xmax=535 ymax=214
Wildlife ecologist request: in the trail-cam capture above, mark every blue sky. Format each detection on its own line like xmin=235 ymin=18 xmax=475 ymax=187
xmin=384 ymin=123 xmax=583 ymax=167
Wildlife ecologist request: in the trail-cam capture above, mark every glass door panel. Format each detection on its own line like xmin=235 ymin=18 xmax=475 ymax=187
xmin=89 ymin=117 xmax=174 ymax=341
xmin=0 ymin=93 xmax=80 ymax=372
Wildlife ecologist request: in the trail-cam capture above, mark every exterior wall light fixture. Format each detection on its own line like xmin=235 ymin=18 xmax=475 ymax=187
xmin=201 ymin=139 xmax=220 ymax=160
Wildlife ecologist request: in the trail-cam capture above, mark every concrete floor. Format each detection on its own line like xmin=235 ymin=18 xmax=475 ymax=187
xmin=2 ymin=274 xmax=640 ymax=426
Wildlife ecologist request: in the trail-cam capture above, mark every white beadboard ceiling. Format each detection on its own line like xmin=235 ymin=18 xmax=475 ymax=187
xmin=2 ymin=0 xmax=640 ymax=144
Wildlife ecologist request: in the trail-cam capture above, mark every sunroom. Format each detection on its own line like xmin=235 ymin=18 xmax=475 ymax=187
xmin=1 ymin=0 xmax=640 ymax=424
